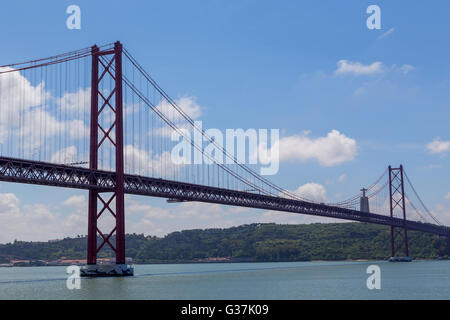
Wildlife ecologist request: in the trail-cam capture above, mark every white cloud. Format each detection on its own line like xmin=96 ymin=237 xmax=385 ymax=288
xmin=445 ymin=192 xmax=450 ymax=200
xmin=155 ymin=96 xmax=202 ymax=123
xmin=430 ymin=204 xmax=450 ymax=226
xmin=378 ymin=28 xmax=395 ymax=40
xmin=0 ymin=69 xmax=90 ymax=160
xmin=267 ymin=130 xmax=357 ymax=166
xmin=338 ymin=174 xmax=346 ymax=183
xmin=0 ymin=191 xmax=84 ymax=243
xmin=353 ymin=86 xmax=368 ymax=96
xmin=58 ymin=87 xmax=91 ymax=115
xmin=13 ymin=108 xmax=88 ymax=155
xmin=63 ymin=195 xmax=86 ymax=208
xmin=147 ymin=96 xmax=202 ymax=139
xmin=291 ymin=183 xmax=328 ymax=203
xmin=124 ymin=145 xmax=183 ymax=177
xmin=152 ymin=123 xmax=192 ymax=138
xmin=427 ymin=164 xmax=442 ymax=169
xmin=22 ymin=204 xmax=56 ymax=225
xmin=0 ymin=67 xmax=49 ymax=117
xmin=0 ymin=193 xmax=20 ymax=215
xmin=390 ymin=64 xmax=416 ymax=75
xmin=126 ymin=199 xmax=254 ymax=236
xmin=426 ymin=138 xmax=450 ymax=154
xmin=335 ymin=60 xmax=384 ymax=76
xmin=51 ymin=146 xmax=78 ymax=164
xmin=399 ymin=64 xmax=415 ymax=75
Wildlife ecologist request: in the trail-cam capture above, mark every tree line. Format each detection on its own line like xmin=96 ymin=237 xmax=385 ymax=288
xmin=0 ymin=222 xmax=448 ymax=264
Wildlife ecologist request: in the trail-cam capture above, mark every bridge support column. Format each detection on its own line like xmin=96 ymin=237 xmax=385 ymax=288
xmin=447 ymin=237 xmax=450 ymax=259
xmin=388 ymin=165 xmax=411 ymax=262
xmin=114 ymin=42 xmax=126 ymax=265
xmin=84 ymin=42 xmax=131 ymax=276
xmin=87 ymin=45 xmax=99 ymax=265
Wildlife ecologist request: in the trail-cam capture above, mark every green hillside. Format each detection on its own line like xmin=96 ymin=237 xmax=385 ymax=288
xmin=0 ymin=223 xmax=448 ymax=264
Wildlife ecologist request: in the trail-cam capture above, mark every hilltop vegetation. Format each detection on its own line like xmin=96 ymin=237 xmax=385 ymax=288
xmin=0 ymin=223 xmax=448 ymax=264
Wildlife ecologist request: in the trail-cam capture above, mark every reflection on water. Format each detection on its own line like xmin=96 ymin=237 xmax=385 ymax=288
xmin=0 ymin=260 xmax=449 ymax=300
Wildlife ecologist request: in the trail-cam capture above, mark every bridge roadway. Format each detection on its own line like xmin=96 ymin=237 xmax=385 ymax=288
xmin=0 ymin=156 xmax=448 ymax=237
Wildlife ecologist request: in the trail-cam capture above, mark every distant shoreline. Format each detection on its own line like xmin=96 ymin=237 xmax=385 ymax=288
xmin=1 ymin=257 xmax=448 ymax=268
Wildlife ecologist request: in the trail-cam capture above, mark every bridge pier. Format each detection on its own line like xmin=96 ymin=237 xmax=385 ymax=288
xmin=80 ymin=264 xmax=133 ymax=277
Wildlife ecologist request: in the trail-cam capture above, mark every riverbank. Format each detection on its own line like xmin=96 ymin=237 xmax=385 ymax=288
xmin=2 ymin=256 xmax=448 ymax=268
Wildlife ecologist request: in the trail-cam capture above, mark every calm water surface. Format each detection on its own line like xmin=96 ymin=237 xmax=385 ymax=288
xmin=0 ymin=260 xmax=449 ymax=299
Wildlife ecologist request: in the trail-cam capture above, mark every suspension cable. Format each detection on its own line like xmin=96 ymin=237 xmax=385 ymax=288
xmin=404 ymin=170 xmax=442 ymax=225
xmin=122 ymin=48 xmax=309 ymax=201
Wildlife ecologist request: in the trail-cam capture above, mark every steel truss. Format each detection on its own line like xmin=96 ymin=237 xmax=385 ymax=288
xmin=0 ymin=156 xmax=448 ymax=238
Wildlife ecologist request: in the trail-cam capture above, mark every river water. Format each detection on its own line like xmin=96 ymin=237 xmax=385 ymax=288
xmin=0 ymin=260 xmax=449 ymax=299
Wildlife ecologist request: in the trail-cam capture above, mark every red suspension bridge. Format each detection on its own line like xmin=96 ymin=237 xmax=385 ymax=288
xmin=0 ymin=42 xmax=448 ymax=275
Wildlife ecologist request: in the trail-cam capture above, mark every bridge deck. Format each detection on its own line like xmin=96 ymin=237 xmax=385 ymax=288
xmin=0 ymin=156 xmax=448 ymax=237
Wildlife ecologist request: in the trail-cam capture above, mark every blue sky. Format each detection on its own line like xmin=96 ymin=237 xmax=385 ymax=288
xmin=0 ymin=1 xmax=449 ymax=242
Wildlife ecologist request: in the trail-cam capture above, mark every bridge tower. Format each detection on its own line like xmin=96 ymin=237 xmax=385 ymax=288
xmin=84 ymin=42 xmax=132 ymax=276
xmin=388 ymin=165 xmax=411 ymax=262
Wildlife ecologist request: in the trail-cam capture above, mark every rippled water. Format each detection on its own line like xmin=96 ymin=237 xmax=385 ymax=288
xmin=0 ymin=260 xmax=449 ymax=299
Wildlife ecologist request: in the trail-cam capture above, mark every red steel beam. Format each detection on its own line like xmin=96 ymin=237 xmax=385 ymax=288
xmin=87 ymin=42 xmax=126 ymax=265
xmin=87 ymin=45 xmax=99 ymax=265
xmin=114 ymin=41 xmax=126 ymax=265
